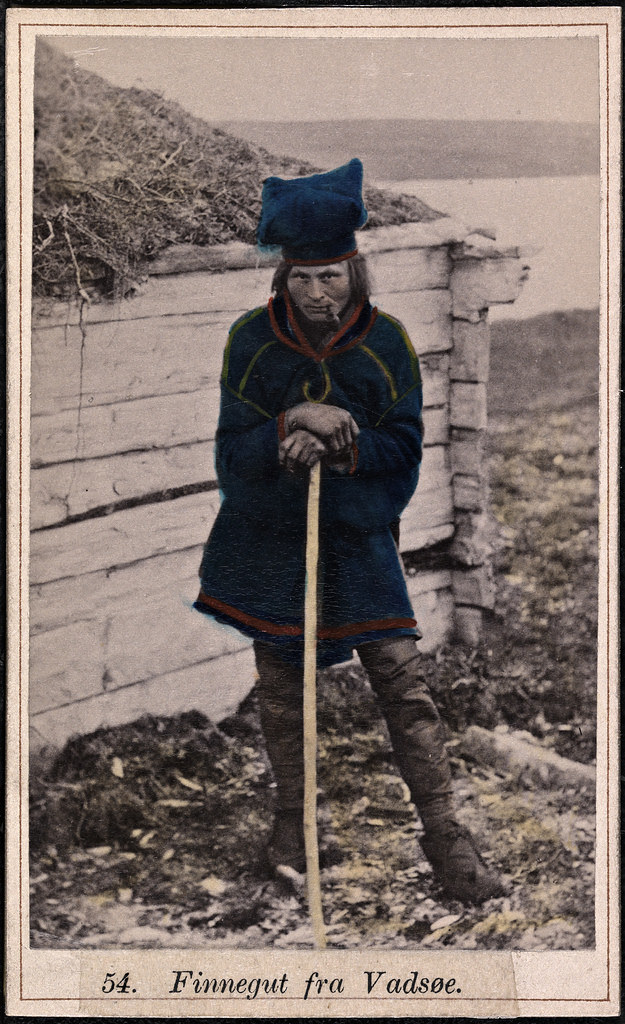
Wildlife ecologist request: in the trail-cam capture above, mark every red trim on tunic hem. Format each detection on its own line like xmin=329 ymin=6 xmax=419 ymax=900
xmin=196 ymin=590 xmax=417 ymax=640
xmin=277 ymin=411 xmax=287 ymax=441
xmin=197 ymin=591 xmax=302 ymax=636
xmin=319 ymin=617 xmax=417 ymax=640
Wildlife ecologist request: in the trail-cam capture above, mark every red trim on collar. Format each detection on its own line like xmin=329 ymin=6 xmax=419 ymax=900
xmin=284 ymin=249 xmax=358 ymax=266
xmin=267 ymin=296 xmax=318 ymax=360
xmin=318 ymin=299 xmax=365 ymax=359
xmin=284 ymin=290 xmax=323 ymax=358
xmin=268 ymin=294 xmax=378 ymax=363
xmin=322 ymin=306 xmax=379 ymax=360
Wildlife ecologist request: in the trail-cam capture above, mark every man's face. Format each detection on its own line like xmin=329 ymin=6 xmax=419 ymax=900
xmin=287 ymin=263 xmax=352 ymax=323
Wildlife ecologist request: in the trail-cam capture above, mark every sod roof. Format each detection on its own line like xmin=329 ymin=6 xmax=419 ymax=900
xmin=33 ymin=40 xmax=442 ymax=301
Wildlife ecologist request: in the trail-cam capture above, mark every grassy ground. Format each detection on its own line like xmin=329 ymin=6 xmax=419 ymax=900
xmin=30 ymin=309 xmax=599 ymax=950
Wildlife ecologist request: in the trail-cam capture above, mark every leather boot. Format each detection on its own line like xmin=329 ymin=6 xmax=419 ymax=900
xmin=421 ymin=819 xmax=509 ymax=904
xmin=358 ymin=637 xmax=508 ymax=904
xmin=254 ymin=642 xmax=306 ymax=873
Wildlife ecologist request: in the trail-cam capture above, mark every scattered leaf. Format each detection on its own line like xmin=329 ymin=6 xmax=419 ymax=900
xmin=198 ymin=875 xmax=229 ymax=897
xmin=111 ymin=756 xmax=124 ymax=778
xmin=430 ymin=913 xmax=462 ymax=932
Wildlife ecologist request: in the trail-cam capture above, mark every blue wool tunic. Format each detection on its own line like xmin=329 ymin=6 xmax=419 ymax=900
xmin=194 ymin=293 xmax=424 ymax=667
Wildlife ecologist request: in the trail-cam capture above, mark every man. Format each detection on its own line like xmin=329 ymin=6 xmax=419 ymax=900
xmin=195 ymin=159 xmax=507 ymax=904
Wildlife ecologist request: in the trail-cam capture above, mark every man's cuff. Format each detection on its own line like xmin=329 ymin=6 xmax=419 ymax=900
xmin=277 ymin=411 xmax=287 ymax=442
xmin=327 ymin=443 xmax=359 ymax=476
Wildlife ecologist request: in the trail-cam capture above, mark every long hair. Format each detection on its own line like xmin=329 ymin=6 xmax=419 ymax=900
xmin=271 ymin=253 xmax=372 ymax=303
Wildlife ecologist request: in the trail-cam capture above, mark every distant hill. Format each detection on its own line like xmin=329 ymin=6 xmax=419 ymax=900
xmin=33 ymin=43 xmax=440 ymax=300
xmin=217 ymin=119 xmax=600 ymax=181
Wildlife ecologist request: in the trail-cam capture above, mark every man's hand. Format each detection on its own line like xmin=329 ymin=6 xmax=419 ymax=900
xmin=279 ymin=430 xmax=327 ymax=473
xmin=284 ymin=404 xmax=359 ymax=454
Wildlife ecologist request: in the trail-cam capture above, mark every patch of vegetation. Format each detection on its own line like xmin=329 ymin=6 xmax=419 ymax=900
xmin=30 ymin=679 xmax=594 ymax=951
xmin=33 ymin=40 xmax=441 ymax=301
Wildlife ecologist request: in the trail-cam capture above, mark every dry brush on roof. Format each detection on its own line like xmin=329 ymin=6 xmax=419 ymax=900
xmin=33 ymin=40 xmax=442 ymax=302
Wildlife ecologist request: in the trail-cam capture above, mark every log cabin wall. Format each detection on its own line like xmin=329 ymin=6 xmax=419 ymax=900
xmin=29 ymin=221 xmax=527 ymax=750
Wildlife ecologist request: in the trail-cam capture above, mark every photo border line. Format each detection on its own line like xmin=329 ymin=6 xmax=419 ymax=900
xmin=14 ymin=14 xmax=614 ymax=1007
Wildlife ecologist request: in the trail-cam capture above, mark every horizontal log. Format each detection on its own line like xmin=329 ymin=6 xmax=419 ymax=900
xmin=401 ymin=488 xmax=454 ymax=551
xmin=32 ymin=423 xmax=449 ymax=531
xmin=40 ymin=267 xmax=275 ymax=326
xmin=34 ymin=251 xmax=460 ymax=331
xmin=450 ymin=512 xmax=492 ymax=568
xmin=453 ymin=606 xmax=483 ymax=646
xmin=31 ymin=470 xmax=454 ymax=586
xmin=375 ymin=288 xmax=452 ymax=333
xmin=32 ymin=368 xmax=449 ymax=469
xmin=30 ymin=563 xmax=453 ymax=720
xmin=30 ymin=461 xmax=452 ymax=636
xmin=450 ymin=319 xmax=490 ymax=383
xmin=368 ymin=248 xmax=450 ymax=293
xmin=423 ymin=407 xmax=449 ymax=447
xmin=33 ymin=297 xmax=452 ymax=419
xmin=406 ymin=568 xmax=451 ymax=598
xmin=452 ymin=565 xmax=496 ymax=610
xmin=30 ymin=576 xmax=249 ymax=715
xmin=452 ymin=473 xmax=485 ymax=513
xmin=401 ymin=521 xmax=454 ymax=552
xmin=30 ymin=546 xmax=205 ymax=636
xmin=451 ymin=257 xmax=528 ymax=322
xmin=358 ymin=219 xmax=472 ymax=255
xmin=31 ymin=441 xmax=218 ymax=530
xmin=30 ymin=570 xmax=454 ymax=741
xmin=30 ymin=572 xmax=460 ymax=752
xmin=32 ymin=220 xmax=474 ymax=326
xmin=456 ymin=234 xmax=522 ymax=260
xmin=411 ymin=584 xmax=454 ymax=655
xmin=31 ymin=312 xmax=233 ymax=416
xmin=450 ymin=428 xmax=484 ymax=476
xmin=147 ymin=240 xmax=278 ymax=276
xmin=30 ymin=646 xmax=257 ymax=754
xmin=31 ymin=561 xmax=455 ymax=717
xmin=450 ymin=382 xmax=487 ymax=430
xmin=31 ymin=491 xmax=221 ymax=585
xmin=457 ymin=725 xmax=596 ymax=790
xmin=32 ymin=388 xmax=221 ymax=468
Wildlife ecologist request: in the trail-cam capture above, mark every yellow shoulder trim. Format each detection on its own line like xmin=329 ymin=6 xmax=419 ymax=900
xmin=221 ymin=306 xmax=266 ymax=384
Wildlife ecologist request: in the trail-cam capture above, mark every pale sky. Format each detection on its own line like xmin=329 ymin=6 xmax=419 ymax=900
xmin=48 ymin=35 xmax=599 ymax=124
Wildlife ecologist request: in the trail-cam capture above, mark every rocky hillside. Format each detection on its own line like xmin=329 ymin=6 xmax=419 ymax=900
xmin=33 ymin=41 xmax=441 ymax=300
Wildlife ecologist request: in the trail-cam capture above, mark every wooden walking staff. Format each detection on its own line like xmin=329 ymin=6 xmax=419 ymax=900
xmin=303 ymin=460 xmax=326 ymax=949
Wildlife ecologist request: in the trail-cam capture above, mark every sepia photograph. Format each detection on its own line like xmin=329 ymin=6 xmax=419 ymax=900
xmin=5 ymin=6 xmax=620 ymax=1017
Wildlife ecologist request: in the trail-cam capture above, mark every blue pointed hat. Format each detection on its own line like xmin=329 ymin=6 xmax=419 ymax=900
xmin=257 ymin=158 xmax=368 ymax=264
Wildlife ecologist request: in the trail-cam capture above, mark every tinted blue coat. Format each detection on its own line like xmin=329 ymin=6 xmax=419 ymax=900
xmin=195 ymin=294 xmax=424 ymax=666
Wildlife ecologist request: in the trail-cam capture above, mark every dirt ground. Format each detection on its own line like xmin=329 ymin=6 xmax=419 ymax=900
xmin=30 ymin=310 xmax=598 ymax=951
